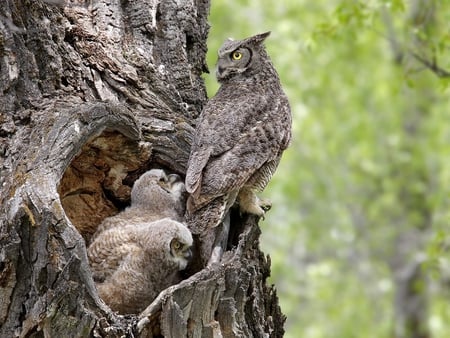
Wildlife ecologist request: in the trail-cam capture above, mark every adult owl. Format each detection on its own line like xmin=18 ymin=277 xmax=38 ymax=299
xmin=93 ymin=168 xmax=186 ymax=237
xmin=185 ymin=32 xmax=291 ymax=246
xmin=88 ymin=219 xmax=193 ymax=314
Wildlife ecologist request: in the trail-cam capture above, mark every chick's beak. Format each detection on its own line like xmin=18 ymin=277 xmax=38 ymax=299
xmin=168 ymin=174 xmax=181 ymax=185
xmin=184 ymin=248 xmax=193 ymax=262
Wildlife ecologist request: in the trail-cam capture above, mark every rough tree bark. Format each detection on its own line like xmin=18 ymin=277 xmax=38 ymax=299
xmin=0 ymin=1 xmax=285 ymax=337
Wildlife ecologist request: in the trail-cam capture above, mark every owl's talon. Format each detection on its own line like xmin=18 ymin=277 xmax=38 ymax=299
xmin=260 ymin=199 xmax=272 ymax=213
xmin=238 ymin=189 xmax=272 ymax=219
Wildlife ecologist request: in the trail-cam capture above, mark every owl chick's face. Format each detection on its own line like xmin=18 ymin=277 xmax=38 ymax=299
xmin=131 ymin=169 xmax=187 ymax=210
xmin=169 ymin=236 xmax=193 ymax=270
xmin=134 ymin=219 xmax=193 ymax=270
xmin=215 ymin=31 xmax=271 ymax=82
xmin=156 ymin=220 xmax=193 ymax=270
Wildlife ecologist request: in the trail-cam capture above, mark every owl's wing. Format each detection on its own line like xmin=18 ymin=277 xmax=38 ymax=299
xmin=201 ymin=133 xmax=278 ymax=197
xmin=185 ymin=145 xmax=212 ymax=195
xmin=88 ymin=227 xmax=139 ymax=283
xmin=187 ymin=94 xmax=289 ymax=211
xmin=186 ymin=93 xmax=267 ymax=204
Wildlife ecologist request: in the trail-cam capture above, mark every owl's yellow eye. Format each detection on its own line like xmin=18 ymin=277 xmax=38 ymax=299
xmin=232 ymin=51 xmax=242 ymax=60
xmin=172 ymin=240 xmax=182 ymax=250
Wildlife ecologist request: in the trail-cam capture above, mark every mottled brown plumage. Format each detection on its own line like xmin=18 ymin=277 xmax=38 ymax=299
xmin=185 ymin=32 xmax=292 ymax=265
xmin=93 ymin=169 xmax=186 ymax=238
xmin=88 ymin=219 xmax=192 ymax=314
xmin=87 ymin=169 xmax=192 ymax=314
xmin=185 ymin=32 xmax=291 ymax=228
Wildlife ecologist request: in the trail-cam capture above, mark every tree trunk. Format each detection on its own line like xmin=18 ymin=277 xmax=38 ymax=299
xmin=384 ymin=1 xmax=435 ymax=337
xmin=0 ymin=1 xmax=285 ymax=337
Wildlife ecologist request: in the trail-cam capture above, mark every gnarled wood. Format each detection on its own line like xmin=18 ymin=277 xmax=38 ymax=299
xmin=0 ymin=1 xmax=285 ymax=337
xmin=138 ymin=215 xmax=285 ymax=338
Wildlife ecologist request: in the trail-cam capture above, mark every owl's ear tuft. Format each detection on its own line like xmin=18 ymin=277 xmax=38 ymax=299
xmin=249 ymin=31 xmax=271 ymax=44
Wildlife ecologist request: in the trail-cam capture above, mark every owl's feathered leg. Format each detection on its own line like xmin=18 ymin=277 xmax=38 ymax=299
xmin=237 ymin=187 xmax=271 ymax=217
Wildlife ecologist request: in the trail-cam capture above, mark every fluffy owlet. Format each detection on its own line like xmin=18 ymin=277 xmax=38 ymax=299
xmin=185 ymin=32 xmax=291 ymax=248
xmin=88 ymin=219 xmax=193 ymax=314
xmin=87 ymin=169 xmax=192 ymax=313
xmin=93 ymin=169 xmax=186 ymax=237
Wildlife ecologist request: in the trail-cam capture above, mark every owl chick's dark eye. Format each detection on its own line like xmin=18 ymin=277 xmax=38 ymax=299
xmin=231 ymin=51 xmax=242 ymax=60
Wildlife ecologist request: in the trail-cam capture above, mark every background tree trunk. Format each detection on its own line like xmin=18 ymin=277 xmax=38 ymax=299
xmin=384 ymin=1 xmax=435 ymax=337
xmin=0 ymin=1 xmax=285 ymax=337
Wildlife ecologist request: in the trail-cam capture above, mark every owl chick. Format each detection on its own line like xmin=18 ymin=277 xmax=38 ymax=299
xmin=88 ymin=219 xmax=193 ymax=314
xmin=93 ymin=169 xmax=186 ymax=237
xmin=185 ymin=32 xmax=291 ymax=246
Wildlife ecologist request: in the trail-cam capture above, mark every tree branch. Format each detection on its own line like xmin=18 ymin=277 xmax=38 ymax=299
xmin=410 ymin=51 xmax=450 ymax=78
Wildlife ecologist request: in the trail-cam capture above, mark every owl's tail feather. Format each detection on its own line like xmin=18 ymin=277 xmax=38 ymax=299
xmin=207 ymin=213 xmax=230 ymax=266
xmin=185 ymin=188 xmax=239 ymax=234
xmin=191 ymin=212 xmax=231 ymax=268
xmin=185 ymin=194 xmax=236 ymax=268
xmin=185 ymin=197 xmax=228 ymax=235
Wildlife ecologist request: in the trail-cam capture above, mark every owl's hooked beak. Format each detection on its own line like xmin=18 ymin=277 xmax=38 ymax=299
xmin=158 ymin=173 xmax=184 ymax=194
xmin=167 ymin=174 xmax=181 ymax=185
xmin=183 ymin=248 xmax=193 ymax=262
xmin=216 ymin=65 xmax=226 ymax=79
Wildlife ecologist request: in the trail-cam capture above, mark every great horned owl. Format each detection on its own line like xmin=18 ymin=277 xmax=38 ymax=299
xmin=93 ymin=169 xmax=186 ymax=237
xmin=185 ymin=32 xmax=291 ymax=255
xmin=88 ymin=219 xmax=193 ymax=314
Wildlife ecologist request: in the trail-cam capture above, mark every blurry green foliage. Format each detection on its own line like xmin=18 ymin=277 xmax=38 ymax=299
xmin=206 ymin=0 xmax=450 ymax=337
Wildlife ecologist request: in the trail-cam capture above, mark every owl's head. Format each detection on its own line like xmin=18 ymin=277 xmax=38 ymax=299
xmin=130 ymin=169 xmax=187 ymax=216
xmin=167 ymin=221 xmax=193 ymax=270
xmin=215 ymin=31 xmax=271 ymax=82
xmin=138 ymin=219 xmax=193 ymax=270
